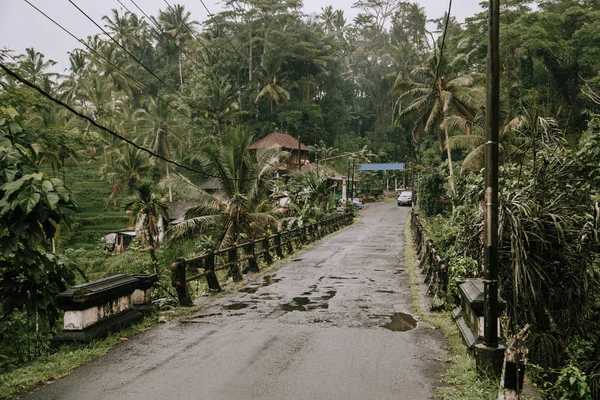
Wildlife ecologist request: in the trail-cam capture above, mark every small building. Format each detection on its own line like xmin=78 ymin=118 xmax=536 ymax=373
xmin=248 ymin=131 xmax=310 ymax=175
xmin=115 ymin=229 xmax=136 ymax=254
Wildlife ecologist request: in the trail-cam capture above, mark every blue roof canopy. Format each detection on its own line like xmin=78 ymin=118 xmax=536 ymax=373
xmin=359 ymin=163 xmax=406 ymax=171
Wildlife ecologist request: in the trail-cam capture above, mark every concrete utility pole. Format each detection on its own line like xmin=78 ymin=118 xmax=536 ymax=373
xmin=478 ymin=0 xmax=504 ymax=377
xmin=484 ymin=0 xmax=500 ymax=349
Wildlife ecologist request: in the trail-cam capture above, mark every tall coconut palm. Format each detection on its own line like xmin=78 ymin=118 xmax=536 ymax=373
xmin=15 ymin=48 xmax=57 ymax=85
xmin=102 ymin=146 xmax=151 ymax=205
xmin=255 ymin=75 xmax=290 ymax=115
xmin=200 ymin=72 xmax=245 ymax=136
xmin=395 ymin=39 xmax=481 ymax=208
xmin=133 ymin=96 xmax=190 ymax=200
xmin=123 ymin=181 xmax=169 ymax=275
xmin=162 ymin=126 xmax=287 ymax=281
xmin=102 ymin=9 xmax=145 ymax=51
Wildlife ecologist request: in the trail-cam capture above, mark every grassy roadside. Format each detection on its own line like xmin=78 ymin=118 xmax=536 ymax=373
xmin=0 ymin=319 xmax=157 ymax=399
xmin=404 ymin=217 xmax=498 ymax=400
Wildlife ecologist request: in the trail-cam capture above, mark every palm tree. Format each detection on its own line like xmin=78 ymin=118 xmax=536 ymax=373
xmin=123 ymin=181 xmax=169 ymax=275
xmin=133 ymin=96 xmax=190 ymax=200
xmin=396 ymin=39 xmax=481 ymax=208
xmin=102 ymin=146 xmax=151 ymax=204
xmin=446 ymin=108 xmax=560 ymax=173
xmin=153 ymin=4 xmax=198 ymax=85
xmin=162 ymin=126 xmax=286 ymax=281
xmin=255 ymin=75 xmax=290 ymax=115
xmin=200 ymin=72 xmax=245 ymax=136
xmin=102 ymin=9 xmax=146 ymax=52
xmin=319 ymin=6 xmax=336 ymax=34
xmin=15 ymin=48 xmax=57 ymax=85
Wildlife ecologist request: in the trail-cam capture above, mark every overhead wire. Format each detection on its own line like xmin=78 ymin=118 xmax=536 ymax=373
xmin=67 ymin=0 xmax=191 ymax=107
xmin=22 ymin=0 xmax=192 ymax=122
xmin=0 ymin=62 xmax=236 ymax=180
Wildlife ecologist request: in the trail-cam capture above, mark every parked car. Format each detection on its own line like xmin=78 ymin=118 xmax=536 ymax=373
xmin=397 ymin=190 xmax=412 ymax=206
xmin=352 ymin=199 xmax=364 ymax=209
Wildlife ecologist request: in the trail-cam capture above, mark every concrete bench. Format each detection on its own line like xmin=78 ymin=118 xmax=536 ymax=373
xmin=52 ymin=274 xmax=157 ymax=346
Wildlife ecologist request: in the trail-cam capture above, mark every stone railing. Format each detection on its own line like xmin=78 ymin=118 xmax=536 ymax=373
xmin=52 ymin=273 xmax=157 ymax=346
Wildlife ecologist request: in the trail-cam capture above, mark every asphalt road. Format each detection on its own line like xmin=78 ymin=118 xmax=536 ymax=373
xmin=26 ymin=201 xmax=448 ymax=400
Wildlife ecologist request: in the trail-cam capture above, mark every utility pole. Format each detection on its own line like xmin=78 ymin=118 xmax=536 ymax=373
xmin=477 ymin=0 xmax=504 ymax=377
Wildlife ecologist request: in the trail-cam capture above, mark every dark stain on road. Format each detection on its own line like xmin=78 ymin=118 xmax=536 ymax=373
xmin=382 ymin=312 xmax=417 ymax=332
xmin=320 ymin=290 xmax=336 ymax=300
xmin=223 ymin=302 xmax=249 ymax=310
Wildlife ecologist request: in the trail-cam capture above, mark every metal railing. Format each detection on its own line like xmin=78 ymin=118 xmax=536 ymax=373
xmin=410 ymin=211 xmax=447 ymax=309
xmin=171 ymin=213 xmax=355 ymax=305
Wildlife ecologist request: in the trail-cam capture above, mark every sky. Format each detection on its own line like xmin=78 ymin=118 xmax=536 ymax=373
xmin=0 ymin=0 xmax=487 ymax=73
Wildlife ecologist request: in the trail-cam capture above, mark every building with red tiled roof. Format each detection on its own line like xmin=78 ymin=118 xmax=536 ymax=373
xmin=248 ymin=131 xmax=310 ymax=173
xmin=248 ymin=131 xmax=310 ymax=151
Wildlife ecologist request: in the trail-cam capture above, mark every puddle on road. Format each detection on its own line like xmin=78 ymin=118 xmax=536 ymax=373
xmin=259 ymin=293 xmax=282 ymax=301
xmin=239 ymin=287 xmax=259 ymax=293
xmin=329 ymin=276 xmax=358 ymax=280
xmin=394 ymin=268 xmax=406 ymax=275
xmin=263 ymin=275 xmax=282 ymax=286
xmin=320 ymin=290 xmax=337 ymax=300
xmin=382 ymin=313 xmax=417 ymax=332
xmin=185 ymin=312 xmax=222 ymax=320
xmin=275 ymin=297 xmax=313 ymax=312
xmin=375 ymin=289 xmax=396 ymax=294
xmin=223 ymin=302 xmax=249 ymax=310
xmin=291 ymin=258 xmax=303 ymax=262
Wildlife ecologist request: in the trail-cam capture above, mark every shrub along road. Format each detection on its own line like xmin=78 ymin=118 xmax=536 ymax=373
xmin=26 ymin=202 xmax=447 ymax=400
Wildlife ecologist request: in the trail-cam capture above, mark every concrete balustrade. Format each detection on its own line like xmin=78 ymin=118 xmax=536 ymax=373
xmin=52 ymin=274 xmax=157 ymax=346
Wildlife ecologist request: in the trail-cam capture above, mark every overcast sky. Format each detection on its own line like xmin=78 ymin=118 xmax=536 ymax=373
xmin=0 ymin=0 xmax=487 ymax=72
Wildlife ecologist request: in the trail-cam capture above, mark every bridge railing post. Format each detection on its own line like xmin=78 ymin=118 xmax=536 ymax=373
xmin=247 ymin=240 xmax=259 ymax=272
xmin=275 ymin=233 xmax=285 ymax=258
xmin=262 ymin=236 xmax=273 ymax=265
xmin=171 ymin=258 xmax=192 ymax=306
xmin=205 ymin=252 xmax=222 ymax=292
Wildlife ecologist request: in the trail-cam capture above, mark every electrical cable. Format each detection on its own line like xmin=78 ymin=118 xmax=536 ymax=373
xmin=21 ymin=0 xmax=192 ymax=121
xmin=0 ymin=62 xmax=228 ymax=179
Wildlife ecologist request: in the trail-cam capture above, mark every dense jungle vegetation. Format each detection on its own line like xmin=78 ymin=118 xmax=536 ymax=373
xmin=2 ymin=0 xmax=600 ymax=397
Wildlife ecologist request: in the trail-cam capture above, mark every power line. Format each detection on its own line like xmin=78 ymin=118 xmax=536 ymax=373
xmin=196 ymin=0 xmax=248 ymax=67
xmin=162 ymin=0 xmax=224 ymax=70
xmin=67 ymin=0 xmax=191 ymax=107
xmin=0 ymin=62 xmax=225 ymax=179
xmin=118 ymin=0 xmax=205 ymax=73
xmin=21 ymin=0 xmax=192 ymax=122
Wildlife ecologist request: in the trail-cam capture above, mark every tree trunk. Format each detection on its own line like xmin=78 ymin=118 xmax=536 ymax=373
xmin=166 ymin=164 xmax=173 ymax=202
xmin=444 ymin=125 xmax=456 ymax=212
xmin=145 ymin=216 xmax=159 ymax=276
xmin=178 ymin=54 xmax=183 ymax=87
xmin=249 ymin=32 xmax=253 ymax=83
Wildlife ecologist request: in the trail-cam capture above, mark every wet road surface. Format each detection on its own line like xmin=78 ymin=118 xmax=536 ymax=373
xmin=26 ymin=202 xmax=447 ymax=400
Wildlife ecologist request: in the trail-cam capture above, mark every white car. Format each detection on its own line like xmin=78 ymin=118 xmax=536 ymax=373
xmin=397 ymin=191 xmax=412 ymax=206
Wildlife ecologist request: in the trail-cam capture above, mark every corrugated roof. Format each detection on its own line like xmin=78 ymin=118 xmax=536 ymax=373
xmin=248 ymin=131 xmax=310 ymax=151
